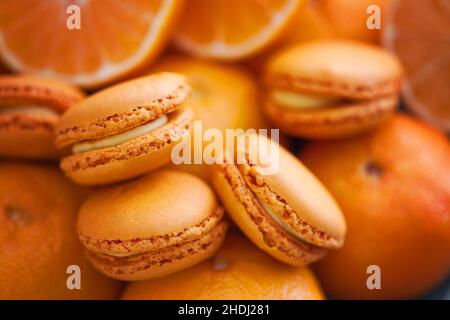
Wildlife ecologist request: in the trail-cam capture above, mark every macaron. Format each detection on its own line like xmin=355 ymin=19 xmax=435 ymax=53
xmin=263 ymin=40 xmax=403 ymax=139
xmin=0 ymin=75 xmax=84 ymax=159
xmin=0 ymin=161 xmax=121 ymax=299
xmin=121 ymin=232 xmax=325 ymax=300
xmin=55 ymin=72 xmax=194 ymax=186
xmin=211 ymin=134 xmax=346 ymax=266
xmin=77 ymin=169 xmax=228 ymax=281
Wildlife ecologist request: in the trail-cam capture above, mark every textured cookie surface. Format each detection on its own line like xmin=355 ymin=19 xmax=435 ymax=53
xmin=56 ymin=73 xmax=190 ymax=147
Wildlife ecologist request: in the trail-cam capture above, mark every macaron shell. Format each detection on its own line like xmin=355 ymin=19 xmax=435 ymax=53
xmin=85 ymin=221 xmax=228 ymax=281
xmin=265 ymin=40 xmax=403 ymax=98
xmin=0 ymin=75 xmax=85 ymax=112
xmin=0 ymin=113 xmax=67 ymax=159
xmin=55 ymin=72 xmax=190 ymax=148
xmin=237 ymin=134 xmax=346 ymax=240
xmin=60 ymin=108 xmax=193 ymax=186
xmin=266 ymin=95 xmax=397 ymax=139
xmin=77 ymin=169 xmax=219 ymax=248
xmin=211 ymin=163 xmax=327 ymax=266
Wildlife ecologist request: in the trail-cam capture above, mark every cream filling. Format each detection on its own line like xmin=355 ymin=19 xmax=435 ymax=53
xmin=72 ymin=115 xmax=168 ymax=154
xmin=255 ymin=196 xmax=308 ymax=245
xmin=270 ymin=90 xmax=340 ymax=109
xmin=0 ymin=105 xmax=58 ymax=116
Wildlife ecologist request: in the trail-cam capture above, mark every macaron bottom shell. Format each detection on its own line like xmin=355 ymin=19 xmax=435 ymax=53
xmin=0 ymin=120 xmax=66 ymax=159
xmin=84 ymin=220 xmax=228 ymax=281
xmin=60 ymin=108 xmax=193 ymax=186
xmin=265 ymin=95 xmax=397 ymax=139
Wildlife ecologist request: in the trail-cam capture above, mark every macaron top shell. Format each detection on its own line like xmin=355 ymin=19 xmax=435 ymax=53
xmin=244 ymin=135 xmax=346 ymax=239
xmin=236 ymin=134 xmax=346 ymax=243
xmin=78 ymin=170 xmax=219 ymax=243
xmin=265 ymin=40 xmax=403 ymax=98
xmin=55 ymin=72 xmax=190 ymax=148
xmin=0 ymin=75 xmax=84 ymax=111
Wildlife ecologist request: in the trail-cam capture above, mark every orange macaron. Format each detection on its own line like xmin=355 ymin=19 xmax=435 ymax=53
xmin=77 ymin=170 xmax=228 ymax=281
xmin=121 ymin=232 xmax=325 ymax=300
xmin=0 ymin=162 xmax=121 ymax=299
xmin=0 ymin=75 xmax=84 ymax=159
xmin=55 ymin=72 xmax=193 ymax=186
xmin=211 ymin=133 xmax=346 ymax=266
xmin=263 ymin=40 xmax=403 ymax=139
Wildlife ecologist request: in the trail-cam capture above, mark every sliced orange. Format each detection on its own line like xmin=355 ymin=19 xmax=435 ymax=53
xmin=174 ymin=0 xmax=303 ymax=61
xmin=0 ymin=0 xmax=184 ymax=89
xmin=383 ymin=0 xmax=450 ymax=130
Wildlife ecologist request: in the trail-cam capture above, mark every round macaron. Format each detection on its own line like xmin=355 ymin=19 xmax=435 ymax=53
xmin=211 ymin=133 xmax=346 ymax=266
xmin=263 ymin=40 xmax=403 ymax=139
xmin=0 ymin=161 xmax=121 ymax=299
xmin=77 ymin=169 xmax=228 ymax=281
xmin=121 ymin=232 xmax=325 ymax=300
xmin=0 ymin=75 xmax=84 ymax=159
xmin=55 ymin=72 xmax=194 ymax=186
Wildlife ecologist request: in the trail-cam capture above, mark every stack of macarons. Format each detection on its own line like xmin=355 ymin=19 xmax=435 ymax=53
xmin=2 ymin=39 xmax=425 ymax=301
xmin=0 ymin=65 xmax=350 ymax=299
xmin=51 ymin=72 xmax=231 ymax=282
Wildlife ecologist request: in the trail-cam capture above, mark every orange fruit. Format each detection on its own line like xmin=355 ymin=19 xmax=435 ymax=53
xmin=152 ymin=56 xmax=268 ymax=181
xmin=383 ymin=0 xmax=450 ymax=131
xmin=300 ymin=115 xmax=450 ymax=299
xmin=121 ymin=232 xmax=324 ymax=299
xmin=0 ymin=162 xmax=122 ymax=299
xmin=173 ymin=0 xmax=303 ymax=61
xmin=245 ymin=0 xmax=389 ymax=74
xmin=0 ymin=0 xmax=184 ymax=89
xmin=283 ymin=0 xmax=389 ymax=45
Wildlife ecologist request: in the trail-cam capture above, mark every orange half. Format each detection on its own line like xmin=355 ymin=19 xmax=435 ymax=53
xmin=383 ymin=0 xmax=450 ymax=130
xmin=0 ymin=0 xmax=184 ymax=89
xmin=174 ymin=0 xmax=303 ymax=61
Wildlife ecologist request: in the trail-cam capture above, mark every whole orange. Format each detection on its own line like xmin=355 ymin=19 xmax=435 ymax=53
xmin=284 ymin=0 xmax=389 ymax=45
xmin=0 ymin=162 xmax=122 ymax=299
xmin=151 ymin=56 xmax=268 ymax=181
xmin=121 ymin=232 xmax=324 ymax=300
xmin=300 ymin=115 xmax=450 ymax=299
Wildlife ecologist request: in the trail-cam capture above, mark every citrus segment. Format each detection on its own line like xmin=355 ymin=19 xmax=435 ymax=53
xmin=0 ymin=0 xmax=184 ymax=88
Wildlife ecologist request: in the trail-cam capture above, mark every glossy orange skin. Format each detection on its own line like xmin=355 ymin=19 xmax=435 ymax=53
xmin=284 ymin=0 xmax=389 ymax=45
xmin=121 ymin=232 xmax=324 ymax=300
xmin=0 ymin=162 xmax=122 ymax=299
xmin=300 ymin=115 xmax=450 ymax=299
